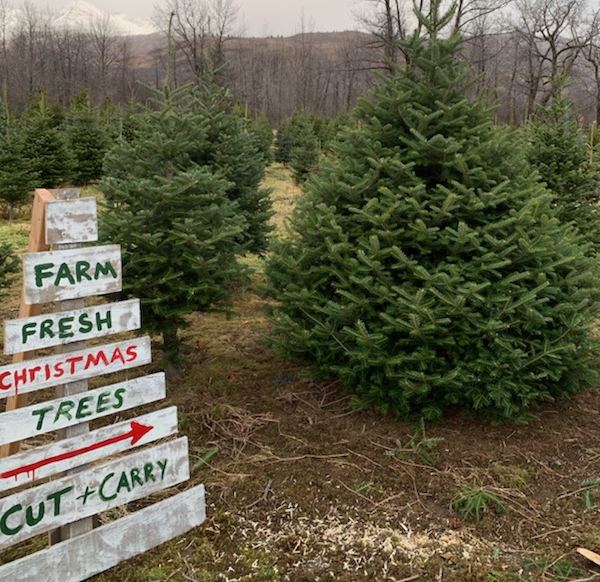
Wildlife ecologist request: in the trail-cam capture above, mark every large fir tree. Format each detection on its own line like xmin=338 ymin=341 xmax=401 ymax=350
xmin=527 ymin=92 xmax=600 ymax=246
xmin=266 ymin=2 xmax=600 ymax=420
xmin=101 ymin=87 xmax=245 ymax=373
xmin=65 ymin=91 xmax=110 ymax=185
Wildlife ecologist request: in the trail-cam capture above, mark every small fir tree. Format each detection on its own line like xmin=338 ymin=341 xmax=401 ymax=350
xmin=266 ymin=1 xmax=600 ymax=420
xmin=65 ymin=91 xmax=110 ymax=185
xmin=527 ymin=92 xmax=600 ymax=246
xmin=101 ymin=87 xmax=245 ymax=374
xmin=290 ymin=119 xmax=320 ymax=183
xmin=0 ymin=243 xmax=18 ymax=298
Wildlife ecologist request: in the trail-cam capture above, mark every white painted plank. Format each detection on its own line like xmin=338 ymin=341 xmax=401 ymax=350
xmin=0 ymin=372 xmax=166 ymax=447
xmin=0 ymin=336 xmax=152 ymax=400
xmin=0 ymin=407 xmax=178 ymax=493
xmin=45 ymin=198 xmax=98 ymax=245
xmin=23 ymin=245 xmax=122 ymax=305
xmin=0 ymin=437 xmax=190 ymax=549
xmin=4 ymin=299 xmax=141 ymax=355
xmin=0 ymin=485 xmax=206 ymax=582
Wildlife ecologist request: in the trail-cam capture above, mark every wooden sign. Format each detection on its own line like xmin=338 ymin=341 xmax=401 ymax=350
xmin=0 ymin=373 xmax=166 ymax=446
xmin=4 ymin=299 xmax=141 ymax=355
xmin=45 ymin=198 xmax=98 ymax=245
xmin=23 ymin=244 xmax=122 ymax=305
xmin=0 ymin=437 xmax=190 ymax=549
xmin=0 ymin=193 xmax=206 ymax=580
xmin=0 ymin=336 xmax=152 ymax=400
xmin=0 ymin=407 xmax=178 ymax=493
xmin=0 ymin=485 xmax=206 ymax=582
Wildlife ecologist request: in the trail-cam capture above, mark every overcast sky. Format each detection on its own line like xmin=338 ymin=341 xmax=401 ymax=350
xmin=44 ymin=0 xmax=363 ymax=36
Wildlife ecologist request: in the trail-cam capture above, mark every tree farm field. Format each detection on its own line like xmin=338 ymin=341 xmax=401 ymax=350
xmin=0 ymin=166 xmax=599 ymax=581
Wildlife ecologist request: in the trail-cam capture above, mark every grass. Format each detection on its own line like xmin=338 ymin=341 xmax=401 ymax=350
xmin=263 ymin=163 xmax=303 ymax=235
xmin=451 ymin=485 xmax=506 ymax=522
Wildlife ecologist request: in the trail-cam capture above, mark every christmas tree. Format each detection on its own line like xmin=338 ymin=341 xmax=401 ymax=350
xmin=266 ymin=1 xmax=600 ymax=420
xmin=100 ymin=87 xmax=245 ymax=374
xmin=290 ymin=118 xmax=320 ymax=183
xmin=527 ymin=91 xmax=600 ymax=246
xmin=65 ymin=91 xmax=110 ymax=185
xmin=20 ymin=92 xmax=72 ymax=188
xmin=0 ymin=243 xmax=18 ymax=298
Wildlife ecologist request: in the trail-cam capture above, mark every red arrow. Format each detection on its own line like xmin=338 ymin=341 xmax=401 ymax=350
xmin=0 ymin=421 xmax=154 ymax=480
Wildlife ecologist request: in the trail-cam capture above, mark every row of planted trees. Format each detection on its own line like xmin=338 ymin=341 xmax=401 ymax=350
xmin=2 ymin=0 xmax=600 ymax=423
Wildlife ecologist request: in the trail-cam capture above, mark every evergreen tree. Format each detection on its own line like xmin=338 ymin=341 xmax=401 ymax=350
xmin=0 ymin=127 xmax=37 ymax=218
xmin=20 ymin=92 xmax=72 ymax=188
xmin=101 ymin=87 xmax=245 ymax=373
xmin=290 ymin=119 xmax=320 ymax=183
xmin=0 ymin=243 xmax=18 ymax=298
xmin=65 ymin=91 xmax=110 ymax=185
xmin=527 ymin=92 xmax=600 ymax=246
xmin=275 ymin=114 xmax=305 ymax=164
xmin=266 ymin=1 xmax=600 ymax=420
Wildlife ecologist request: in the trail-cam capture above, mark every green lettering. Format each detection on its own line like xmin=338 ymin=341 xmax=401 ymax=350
xmin=55 ymin=263 xmax=76 ymax=286
xmin=21 ymin=322 xmax=38 ymax=345
xmin=95 ymin=310 xmax=112 ymax=332
xmin=94 ymin=261 xmax=117 ymax=280
xmin=58 ymin=316 xmax=75 ymax=339
xmin=143 ymin=463 xmax=156 ymax=483
xmin=34 ymin=263 xmax=54 ymax=288
xmin=75 ymin=261 xmax=92 ymax=282
xmin=96 ymin=391 xmax=112 ymax=414
xmin=76 ymin=396 xmax=93 ymax=419
xmin=157 ymin=459 xmax=168 ymax=480
xmin=32 ymin=406 xmax=54 ymax=431
xmin=116 ymin=472 xmax=131 ymax=495
xmin=113 ymin=388 xmax=126 ymax=410
xmin=47 ymin=486 xmax=73 ymax=516
xmin=39 ymin=319 xmax=55 ymax=340
xmin=78 ymin=313 xmax=93 ymax=334
xmin=99 ymin=473 xmax=116 ymax=502
xmin=55 ymin=400 xmax=75 ymax=423
xmin=130 ymin=468 xmax=144 ymax=488
xmin=25 ymin=503 xmax=45 ymax=527
xmin=0 ymin=505 xmax=22 ymax=536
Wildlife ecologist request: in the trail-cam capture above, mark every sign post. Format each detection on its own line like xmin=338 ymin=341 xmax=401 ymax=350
xmin=0 ymin=191 xmax=206 ymax=580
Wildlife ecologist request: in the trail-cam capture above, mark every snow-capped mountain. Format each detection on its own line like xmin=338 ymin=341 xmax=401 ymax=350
xmin=53 ymin=0 xmax=155 ymax=36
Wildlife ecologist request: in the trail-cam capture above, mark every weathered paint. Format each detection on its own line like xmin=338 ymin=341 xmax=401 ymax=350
xmin=0 ymin=437 xmax=190 ymax=549
xmin=0 ymin=373 xmax=166 ymax=446
xmin=0 ymin=485 xmax=206 ymax=582
xmin=0 ymin=336 xmax=152 ymax=400
xmin=4 ymin=299 xmax=141 ymax=355
xmin=23 ymin=245 xmax=122 ymax=305
xmin=45 ymin=198 xmax=98 ymax=245
xmin=0 ymin=407 xmax=178 ymax=493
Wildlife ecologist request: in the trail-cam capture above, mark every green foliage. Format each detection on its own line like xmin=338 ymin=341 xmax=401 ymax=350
xmin=100 ymin=86 xmax=245 ymax=369
xmin=266 ymin=1 xmax=600 ymax=419
xmin=238 ymin=107 xmax=273 ymax=164
xmin=580 ymin=477 xmax=600 ymax=509
xmin=65 ymin=91 xmax=110 ymax=185
xmin=386 ymin=419 xmax=444 ymax=465
xmin=527 ymin=93 xmax=600 ymax=247
xmin=0 ymin=123 xmax=37 ymax=216
xmin=290 ymin=119 xmax=320 ymax=183
xmin=20 ymin=92 xmax=72 ymax=188
xmin=451 ymin=485 xmax=506 ymax=522
xmin=0 ymin=243 xmax=18 ymax=298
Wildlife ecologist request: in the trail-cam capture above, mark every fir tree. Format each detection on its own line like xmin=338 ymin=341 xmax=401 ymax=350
xmin=65 ymin=91 xmax=110 ymax=185
xmin=0 ymin=128 xmax=37 ymax=219
xmin=0 ymin=243 xmax=18 ymax=299
xmin=20 ymin=92 xmax=72 ymax=188
xmin=266 ymin=1 xmax=600 ymax=420
xmin=290 ymin=119 xmax=320 ymax=183
xmin=527 ymin=92 xmax=600 ymax=246
xmin=100 ymin=87 xmax=245 ymax=373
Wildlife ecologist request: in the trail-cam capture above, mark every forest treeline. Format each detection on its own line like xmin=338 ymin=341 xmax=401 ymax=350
xmin=4 ymin=0 xmax=600 ymax=126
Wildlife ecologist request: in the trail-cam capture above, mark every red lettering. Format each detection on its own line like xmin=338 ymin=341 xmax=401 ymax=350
xmin=125 ymin=345 xmax=138 ymax=363
xmin=65 ymin=356 xmax=84 ymax=375
xmin=110 ymin=347 xmax=126 ymax=365
xmin=0 ymin=372 xmax=11 ymax=390
xmin=14 ymin=368 xmax=27 ymax=390
xmin=28 ymin=366 xmax=42 ymax=383
xmin=53 ymin=362 xmax=65 ymax=379
xmin=85 ymin=350 xmax=109 ymax=370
